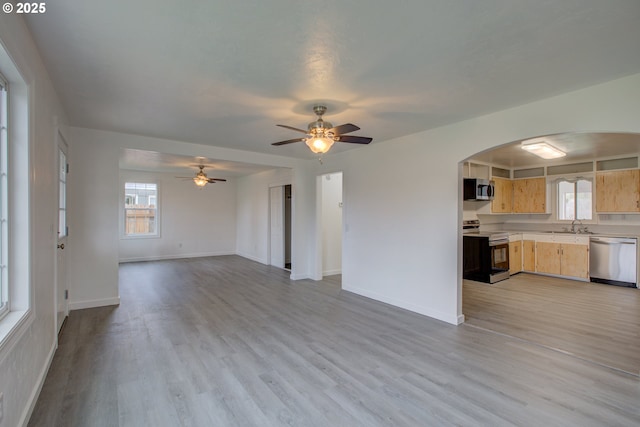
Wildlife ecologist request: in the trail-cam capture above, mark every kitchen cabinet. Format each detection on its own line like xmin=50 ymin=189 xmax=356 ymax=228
xmin=491 ymin=177 xmax=513 ymax=213
xmin=509 ymin=241 xmax=522 ymax=275
xmin=522 ymin=240 xmax=536 ymax=272
xmin=536 ymin=242 xmax=561 ymax=275
xmin=595 ymin=170 xmax=640 ymax=212
xmin=513 ymin=177 xmax=546 ymax=213
xmin=560 ymin=243 xmax=589 ymax=279
xmin=535 ymin=241 xmax=589 ymax=279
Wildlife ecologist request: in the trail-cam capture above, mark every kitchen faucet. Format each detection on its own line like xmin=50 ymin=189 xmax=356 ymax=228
xmin=571 ymin=219 xmax=586 ymax=233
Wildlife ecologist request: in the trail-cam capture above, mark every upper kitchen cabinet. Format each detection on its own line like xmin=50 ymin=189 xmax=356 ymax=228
xmin=513 ymin=177 xmax=546 ymax=213
xmin=595 ymin=169 xmax=640 ymax=213
xmin=491 ymin=177 xmax=513 ymax=213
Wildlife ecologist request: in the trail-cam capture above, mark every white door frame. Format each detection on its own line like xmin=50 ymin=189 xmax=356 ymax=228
xmin=314 ymin=171 xmax=344 ymax=281
xmin=267 ymin=181 xmax=292 ymax=269
xmin=269 ymin=185 xmax=285 ymax=268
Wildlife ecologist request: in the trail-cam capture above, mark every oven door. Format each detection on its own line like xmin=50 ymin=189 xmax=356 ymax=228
xmin=490 ymin=241 xmax=510 ymax=273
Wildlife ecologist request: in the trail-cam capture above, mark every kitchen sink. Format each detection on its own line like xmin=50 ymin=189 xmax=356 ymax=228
xmin=541 ymin=230 xmax=594 ymax=234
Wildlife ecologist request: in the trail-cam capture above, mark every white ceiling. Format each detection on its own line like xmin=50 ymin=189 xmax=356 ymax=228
xmin=24 ymin=0 xmax=640 ymax=167
xmin=468 ymin=132 xmax=640 ymax=169
xmin=119 ymin=149 xmax=278 ymax=177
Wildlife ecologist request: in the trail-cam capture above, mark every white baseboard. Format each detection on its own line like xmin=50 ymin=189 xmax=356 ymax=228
xmin=289 ymin=273 xmax=310 ymax=280
xmin=20 ymin=340 xmax=56 ymax=427
xmin=323 ymin=269 xmax=342 ymax=276
xmin=235 ymin=252 xmax=268 ymax=265
xmin=69 ymin=296 xmax=120 ymax=311
xmin=119 ymin=251 xmax=235 ymax=263
xmin=342 ymin=284 xmax=460 ymax=325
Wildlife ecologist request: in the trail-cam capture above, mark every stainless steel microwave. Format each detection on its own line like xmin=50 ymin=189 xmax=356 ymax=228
xmin=463 ymin=178 xmax=495 ymax=201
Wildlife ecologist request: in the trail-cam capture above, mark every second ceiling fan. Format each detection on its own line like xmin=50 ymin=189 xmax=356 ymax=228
xmin=272 ymin=105 xmax=372 ymax=154
xmin=176 ymin=165 xmax=227 ymax=187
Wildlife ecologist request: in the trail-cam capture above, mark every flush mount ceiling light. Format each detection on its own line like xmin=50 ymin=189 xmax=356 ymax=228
xmin=521 ymin=139 xmax=566 ymax=159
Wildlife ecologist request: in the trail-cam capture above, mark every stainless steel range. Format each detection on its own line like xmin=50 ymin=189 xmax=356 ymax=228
xmin=463 ymin=220 xmax=510 ymax=283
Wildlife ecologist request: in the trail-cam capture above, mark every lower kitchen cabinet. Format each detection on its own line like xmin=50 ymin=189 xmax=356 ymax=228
xmin=535 ymin=241 xmax=589 ymax=279
xmin=509 ymin=241 xmax=522 ymax=274
xmin=559 ymin=243 xmax=589 ymax=279
xmin=536 ymin=242 xmax=561 ymax=275
xmin=522 ymin=240 xmax=536 ymax=272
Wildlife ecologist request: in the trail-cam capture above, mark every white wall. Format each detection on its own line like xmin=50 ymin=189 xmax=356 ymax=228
xmin=301 ymin=72 xmax=640 ymax=325
xmin=119 ymin=170 xmax=237 ymax=262
xmin=0 ymin=13 xmax=69 ymax=427
xmin=236 ymin=168 xmax=292 ymax=264
xmin=321 ymin=172 xmax=342 ymax=275
xmin=67 ymin=134 xmax=120 ymax=310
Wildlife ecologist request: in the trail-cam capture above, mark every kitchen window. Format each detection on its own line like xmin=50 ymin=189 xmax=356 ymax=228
xmin=124 ymin=182 xmax=159 ymax=237
xmin=557 ymin=178 xmax=592 ymax=221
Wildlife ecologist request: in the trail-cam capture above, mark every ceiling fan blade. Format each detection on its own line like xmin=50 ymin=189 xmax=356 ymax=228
xmin=330 ymin=123 xmax=360 ymax=135
xmin=276 ymin=124 xmax=308 ymax=134
xmin=337 ymin=135 xmax=373 ymax=144
xmin=175 ymin=176 xmax=195 ymax=179
xmin=272 ymin=138 xmax=305 ymax=146
xmin=208 ymin=178 xmax=227 ymax=182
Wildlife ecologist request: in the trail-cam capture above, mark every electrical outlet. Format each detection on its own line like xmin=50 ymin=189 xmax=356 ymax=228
xmin=0 ymin=392 xmax=4 ymax=423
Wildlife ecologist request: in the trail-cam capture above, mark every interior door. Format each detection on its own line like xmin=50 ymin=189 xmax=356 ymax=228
xmin=269 ymin=186 xmax=284 ymax=268
xmin=56 ymin=134 xmax=69 ymax=335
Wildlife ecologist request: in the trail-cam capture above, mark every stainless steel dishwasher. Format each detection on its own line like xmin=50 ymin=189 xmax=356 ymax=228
xmin=589 ymin=236 xmax=637 ymax=288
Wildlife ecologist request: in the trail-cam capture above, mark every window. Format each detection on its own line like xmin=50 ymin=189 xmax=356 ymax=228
xmin=0 ymin=73 xmax=7 ymax=319
xmin=0 ymin=51 xmax=31 ymax=349
xmin=557 ymin=178 xmax=592 ymax=220
xmin=124 ymin=182 xmax=158 ymax=236
xmin=58 ymin=148 xmax=67 ymax=238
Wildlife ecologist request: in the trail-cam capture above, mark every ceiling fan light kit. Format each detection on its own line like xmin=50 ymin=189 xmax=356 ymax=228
xmin=272 ymin=105 xmax=372 ymax=155
xmin=193 ymin=174 xmax=209 ymax=187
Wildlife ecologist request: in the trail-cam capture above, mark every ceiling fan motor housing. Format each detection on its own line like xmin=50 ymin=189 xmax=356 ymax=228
xmin=308 ymin=106 xmax=334 ymax=138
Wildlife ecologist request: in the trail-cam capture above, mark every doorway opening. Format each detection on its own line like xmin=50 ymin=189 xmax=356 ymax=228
xmin=317 ymin=172 xmax=343 ymax=283
xmin=269 ymin=184 xmax=292 ymax=270
xmin=459 ymin=132 xmax=640 ymax=376
xmin=284 ymin=184 xmax=292 ymax=270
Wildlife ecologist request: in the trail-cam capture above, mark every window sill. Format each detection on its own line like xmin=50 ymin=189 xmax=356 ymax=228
xmin=120 ymin=234 xmax=161 ymax=240
xmin=0 ymin=308 xmax=34 ymax=358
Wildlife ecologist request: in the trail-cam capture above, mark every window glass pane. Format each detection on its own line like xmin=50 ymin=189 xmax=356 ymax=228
xmin=557 ymin=178 xmax=593 ymax=221
xmin=576 ymin=179 xmax=592 ymax=220
xmin=58 ymin=148 xmax=67 ymax=237
xmin=124 ymin=182 xmax=157 ymax=236
xmin=557 ymin=180 xmax=575 ymax=220
xmin=0 ymin=78 xmax=7 ymax=314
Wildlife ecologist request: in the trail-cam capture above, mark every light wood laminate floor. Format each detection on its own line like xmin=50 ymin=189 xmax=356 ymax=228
xmin=463 ymin=273 xmax=640 ymax=376
xmin=30 ymin=256 xmax=640 ymax=426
